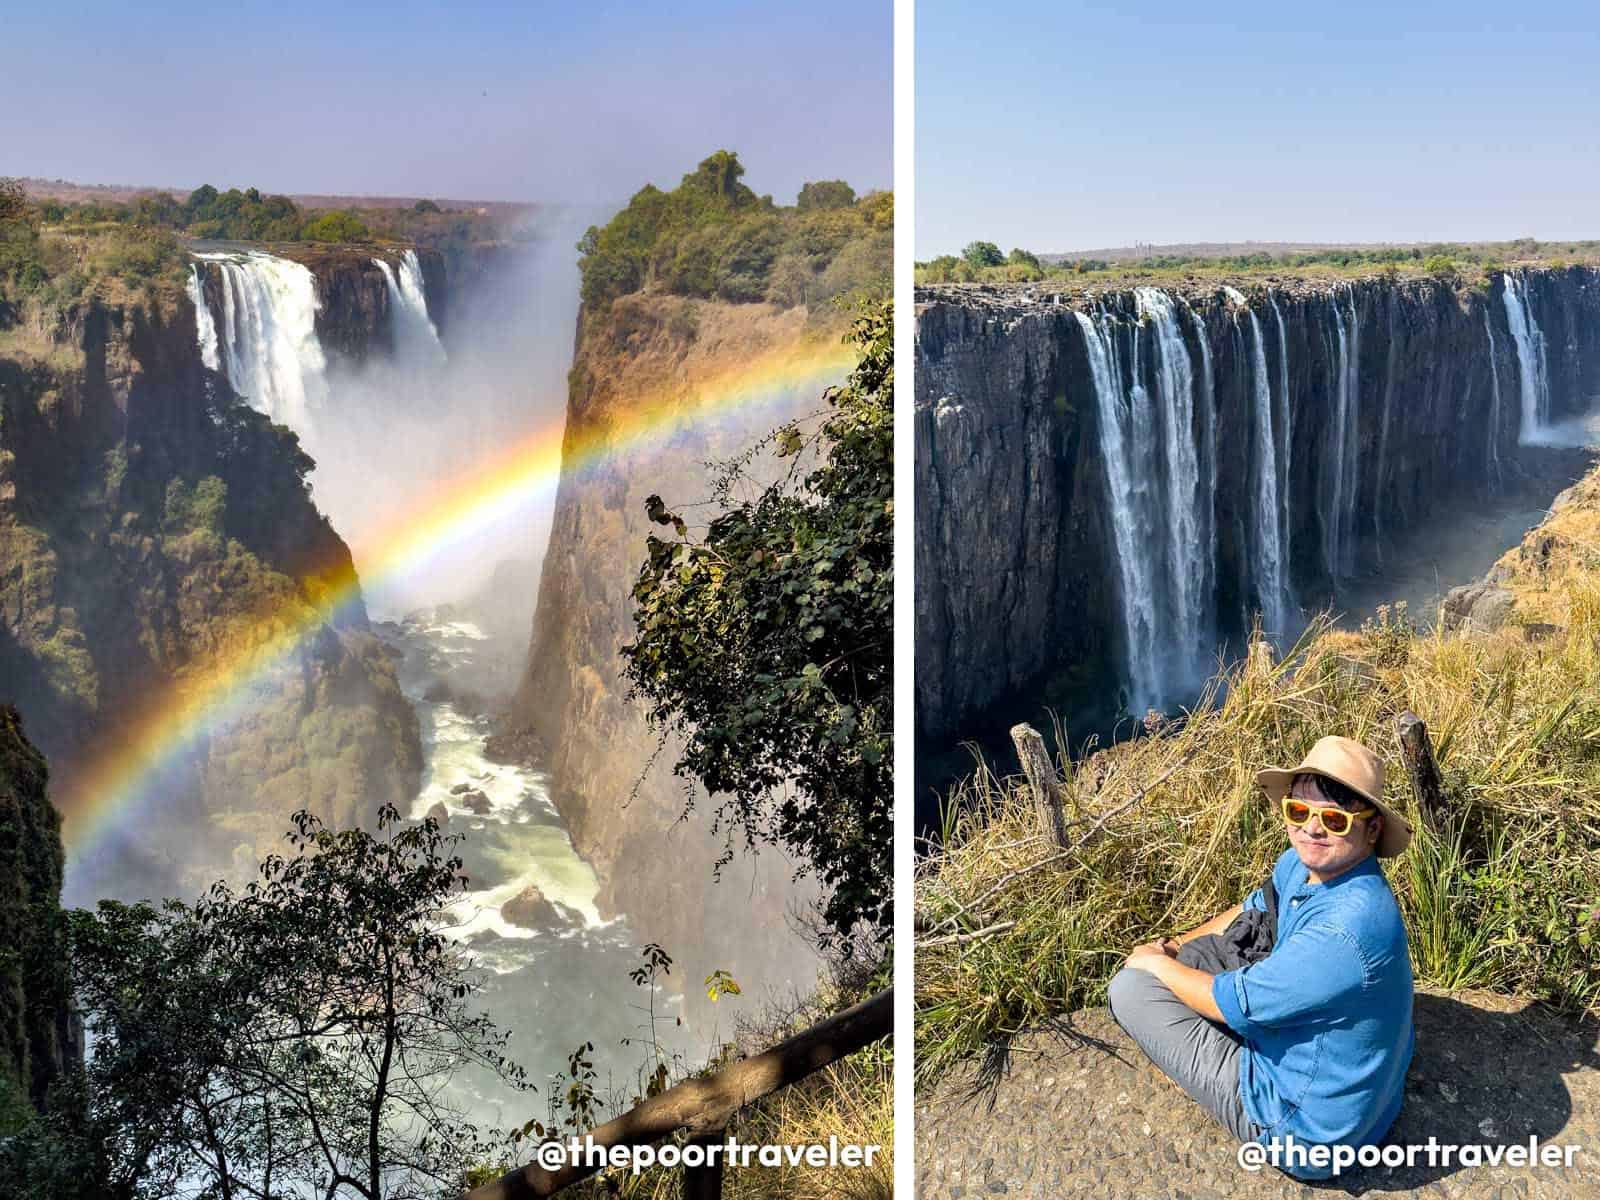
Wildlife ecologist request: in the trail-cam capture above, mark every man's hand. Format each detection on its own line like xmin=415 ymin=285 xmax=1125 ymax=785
xmin=1124 ymin=939 xmax=1175 ymax=969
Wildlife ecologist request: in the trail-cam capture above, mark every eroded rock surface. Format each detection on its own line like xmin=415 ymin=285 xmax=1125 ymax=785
xmin=916 ymin=988 xmax=1599 ymax=1198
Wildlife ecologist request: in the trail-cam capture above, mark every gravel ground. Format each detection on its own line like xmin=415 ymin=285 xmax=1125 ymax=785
xmin=915 ymin=988 xmax=1599 ymax=1199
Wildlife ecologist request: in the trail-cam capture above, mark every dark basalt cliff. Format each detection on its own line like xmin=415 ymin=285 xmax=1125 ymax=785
xmin=512 ymin=295 xmax=829 ymax=1019
xmin=0 ymin=284 xmax=421 ymax=895
xmin=0 ymin=705 xmax=78 ymax=1118
xmin=916 ymin=268 xmax=1600 ymax=742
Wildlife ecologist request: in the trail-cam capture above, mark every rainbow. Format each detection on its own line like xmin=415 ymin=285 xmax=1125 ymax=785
xmin=60 ymin=336 xmax=855 ymax=856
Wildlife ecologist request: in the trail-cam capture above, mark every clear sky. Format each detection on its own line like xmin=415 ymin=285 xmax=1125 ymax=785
xmin=917 ymin=1 xmax=1600 ymax=257
xmin=2 ymin=0 xmax=890 ymax=207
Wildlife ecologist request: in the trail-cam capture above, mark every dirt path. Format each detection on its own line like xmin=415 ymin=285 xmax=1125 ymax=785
xmin=916 ymin=987 xmax=1599 ymax=1198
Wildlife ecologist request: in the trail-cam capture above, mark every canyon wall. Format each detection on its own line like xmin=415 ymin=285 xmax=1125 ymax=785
xmin=915 ymin=268 xmax=1600 ymax=741
xmin=513 ymin=294 xmax=841 ymax=1015
xmin=0 ymin=272 xmax=421 ymax=899
xmin=0 ymin=705 xmax=78 ymax=1119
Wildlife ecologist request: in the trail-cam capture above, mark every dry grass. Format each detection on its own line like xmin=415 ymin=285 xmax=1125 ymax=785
xmin=915 ymin=597 xmax=1600 ymax=1085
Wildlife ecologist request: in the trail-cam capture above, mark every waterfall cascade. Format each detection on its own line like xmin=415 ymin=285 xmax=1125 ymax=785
xmin=1075 ymin=310 xmax=1160 ymax=711
xmin=1268 ymin=292 xmax=1293 ymax=590
xmin=1323 ymin=293 xmax=1362 ymax=579
xmin=1484 ymin=306 xmax=1504 ymax=484
xmin=1503 ymin=272 xmax=1551 ymax=442
xmin=186 ymin=265 xmax=221 ymax=373
xmin=1076 ymin=292 xmax=1221 ymax=713
xmin=374 ymin=250 xmax=448 ymax=369
xmin=193 ymin=250 xmax=329 ymax=430
xmin=1226 ymin=287 xmax=1287 ymax=635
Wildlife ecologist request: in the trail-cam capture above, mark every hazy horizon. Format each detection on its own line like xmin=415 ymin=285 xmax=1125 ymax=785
xmin=917 ymin=1 xmax=1600 ymax=258
xmin=2 ymin=0 xmax=891 ymax=208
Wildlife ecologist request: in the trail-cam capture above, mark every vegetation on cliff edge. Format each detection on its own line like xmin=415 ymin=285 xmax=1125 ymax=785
xmin=576 ymin=151 xmax=891 ymax=315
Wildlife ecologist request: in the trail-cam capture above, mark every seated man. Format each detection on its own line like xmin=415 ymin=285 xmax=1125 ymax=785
xmin=1106 ymin=736 xmax=1415 ymax=1180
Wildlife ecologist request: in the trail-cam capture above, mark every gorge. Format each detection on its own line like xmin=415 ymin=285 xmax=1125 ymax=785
xmin=915 ymin=267 xmax=1600 ymax=783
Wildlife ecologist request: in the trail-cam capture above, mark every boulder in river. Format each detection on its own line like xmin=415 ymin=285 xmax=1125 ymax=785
xmin=425 ymin=801 xmax=449 ymax=826
xmin=502 ymin=883 xmax=564 ymax=931
xmin=456 ymin=789 xmax=492 ymax=815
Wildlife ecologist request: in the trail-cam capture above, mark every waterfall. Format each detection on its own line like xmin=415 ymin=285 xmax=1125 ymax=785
xmin=1484 ymin=305 xmax=1504 ymax=485
xmin=1188 ymin=301 xmax=1218 ymax=604
xmin=1074 ymin=292 xmax=1218 ymax=713
xmin=1076 ymin=309 xmax=1160 ymax=712
xmin=194 ymin=250 xmax=329 ymax=430
xmin=1268 ymin=292 xmax=1292 ymax=602
xmin=1137 ymin=287 xmax=1206 ymax=671
xmin=1226 ymin=288 xmax=1285 ymax=635
xmin=374 ymin=250 xmax=447 ymax=368
xmin=187 ymin=265 xmax=220 ymax=373
xmin=1322 ymin=291 xmax=1362 ymax=580
xmin=1338 ymin=291 xmax=1362 ymax=577
xmin=1502 ymin=272 xmax=1550 ymax=442
xmin=1323 ymin=307 xmax=1348 ymax=579
xmin=1373 ymin=298 xmax=1397 ymax=557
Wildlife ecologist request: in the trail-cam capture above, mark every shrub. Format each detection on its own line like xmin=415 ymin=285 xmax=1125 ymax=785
xmin=797 ymin=180 xmax=856 ymax=211
xmin=299 ymin=210 xmax=371 ymax=244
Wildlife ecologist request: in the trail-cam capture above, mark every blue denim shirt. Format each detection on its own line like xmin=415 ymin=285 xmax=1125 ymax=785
xmin=1212 ymin=847 xmax=1414 ymax=1179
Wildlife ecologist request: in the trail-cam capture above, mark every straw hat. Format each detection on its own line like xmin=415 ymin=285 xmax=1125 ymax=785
xmin=1256 ymin=736 xmax=1412 ymax=858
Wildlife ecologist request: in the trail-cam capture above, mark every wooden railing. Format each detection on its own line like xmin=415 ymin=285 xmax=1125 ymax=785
xmin=466 ymin=987 xmax=892 ymax=1200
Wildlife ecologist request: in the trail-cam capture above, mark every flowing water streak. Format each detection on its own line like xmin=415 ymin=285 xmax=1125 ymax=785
xmin=1076 ymin=309 xmax=1160 ymax=710
xmin=1268 ymin=292 xmax=1293 ymax=603
xmin=1484 ymin=304 xmax=1504 ymax=485
xmin=1226 ymin=288 xmax=1285 ymax=633
xmin=1373 ymin=296 xmax=1398 ymax=558
xmin=1324 ymin=304 xmax=1350 ymax=579
xmin=1135 ymin=288 xmax=1207 ymax=672
xmin=197 ymin=251 xmax=330 ymax=430
xmin=1503 ymin=272 xmax=1551 ymax=442
xmin=1186 ymin=298 xmax=1217 ymax=610
xmin=1338 ymin=290 xmax=1362 ymax=577
xmin=374 ymin=250 xmax=448 ymax=369
xmin=186 ymin=265 xmax=220 ymax=372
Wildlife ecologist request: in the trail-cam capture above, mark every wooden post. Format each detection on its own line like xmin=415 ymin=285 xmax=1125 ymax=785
xmin=468 ymin=988 xmax=892 ymax=1200
xmin=1010 ymin=722 xmax=1070 ymax=849
xmin=1394 ymin=710 xmax=1446 ymax=827
xmin=682 ymin=1130 xmax=726 ymax=1200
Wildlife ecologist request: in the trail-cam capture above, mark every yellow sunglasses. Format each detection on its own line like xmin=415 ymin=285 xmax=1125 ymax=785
xmin=1281 ymin=796 xmax=1376 ymax=837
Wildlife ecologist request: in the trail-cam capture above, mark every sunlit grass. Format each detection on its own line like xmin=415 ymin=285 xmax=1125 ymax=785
xmin=915 ymin=602 xmax=1600 ymax=1085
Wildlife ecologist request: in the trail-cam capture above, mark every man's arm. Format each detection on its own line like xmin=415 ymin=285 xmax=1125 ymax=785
xmin=1125 ymin=954 xmax=1224 ymax=1021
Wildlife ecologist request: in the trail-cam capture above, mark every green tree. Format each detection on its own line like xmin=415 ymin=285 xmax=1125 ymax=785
xmin=1424 ymin=254 xmax=1459 ymax=281
xmin=4 ymin=807 xmax=524 ymax=1199
xmin=961 ymin=240 xmax=1004 ymax=269
xmin=796 ymin=180 xmax=857 ymax=212
xmin=301 ymin=210 xmax=371 ymax=244
xmin=621 ymin=299 xmax=893 ymax=942
xmin=1007 ymin=247 xmax=1042 ymax=270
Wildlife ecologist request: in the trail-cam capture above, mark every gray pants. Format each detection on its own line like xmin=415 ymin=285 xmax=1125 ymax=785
xmin=1106 ymin=965 xmax=1265 ymax=1145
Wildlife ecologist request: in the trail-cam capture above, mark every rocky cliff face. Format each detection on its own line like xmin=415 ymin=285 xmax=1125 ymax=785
xmin=0 ymin=705 xmax=78 ymax=1118
xmin=916 ymin=268 xmax=1600 ymax=742
xmin=513 ymin=294 xmax=835 ymax=1017
xmin=0 ymin=282 xmax=421 ymax=898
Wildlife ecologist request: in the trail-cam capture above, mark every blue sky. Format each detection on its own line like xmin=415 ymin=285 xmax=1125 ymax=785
xmin=917 ymin=1 xmax=1600 ymax=256
xmin=2 ymin=0 xmax=890 ymax=207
